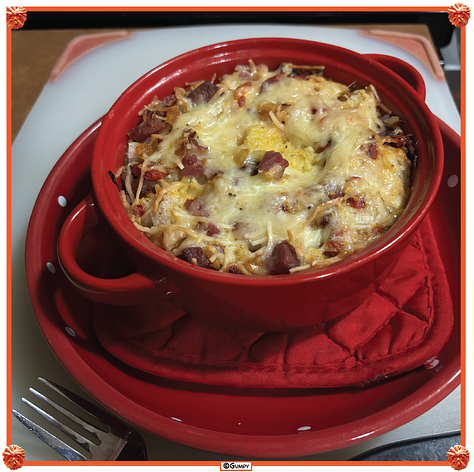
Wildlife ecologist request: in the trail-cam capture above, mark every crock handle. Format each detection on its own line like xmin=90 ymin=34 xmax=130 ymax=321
xmin=364 ymin=54 xmax=426 ymax=102
xmin=57 ymin=193 xmax=178 ymax=306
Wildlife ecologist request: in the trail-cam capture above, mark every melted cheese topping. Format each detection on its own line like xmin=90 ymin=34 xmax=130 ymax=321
xmin=122 ymin=62 xmax=412 ymax=275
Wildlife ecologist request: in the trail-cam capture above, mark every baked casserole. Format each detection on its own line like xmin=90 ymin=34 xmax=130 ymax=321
xmin=118 ymin=61 xmax=416 ymax=275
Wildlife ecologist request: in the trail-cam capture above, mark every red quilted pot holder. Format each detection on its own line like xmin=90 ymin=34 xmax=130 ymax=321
xmin=93 ymin=215 xmax=454 ymax=388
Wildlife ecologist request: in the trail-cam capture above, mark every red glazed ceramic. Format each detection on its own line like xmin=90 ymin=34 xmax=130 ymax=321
xmin=58 ymin=38 xmax=444 ymax=332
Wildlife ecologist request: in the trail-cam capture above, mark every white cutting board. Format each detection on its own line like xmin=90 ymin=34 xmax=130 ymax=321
xmin=11 ymin=24 xmax=461 ymax=462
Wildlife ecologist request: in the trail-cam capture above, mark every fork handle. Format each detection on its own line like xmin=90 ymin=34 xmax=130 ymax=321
xmin=117 ymin=440 xmax=148 ymax=461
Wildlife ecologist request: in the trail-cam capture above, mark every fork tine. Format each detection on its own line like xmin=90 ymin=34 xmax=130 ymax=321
xmin=28 ymin=387 xmax=102 ymax=438
xmin=21 ymin=397 xmax=96 ymax=454
xmin=38 ymin=378 xmax=111 ymax=429
xmin=12 ymin=409 xmax=87 ymax=461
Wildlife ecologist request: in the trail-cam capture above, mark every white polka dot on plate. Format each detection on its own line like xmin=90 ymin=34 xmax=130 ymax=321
xmin=447 ymin=175 xmax=459 ymax=188
xmin=297 ymin=426 xmax=311 ymax=432
xmin=65 ymin=327 xmax=76 ymax=337
xmin=58 ymin=196 xmax=67 ymax=207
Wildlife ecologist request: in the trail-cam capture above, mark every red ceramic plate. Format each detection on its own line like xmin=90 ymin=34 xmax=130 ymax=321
xmin=25 ymin=117 xmax=460 ymax=458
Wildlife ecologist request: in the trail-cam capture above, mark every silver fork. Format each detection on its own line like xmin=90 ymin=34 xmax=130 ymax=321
xmin=12 ymin=377 xmax=147 ymax=461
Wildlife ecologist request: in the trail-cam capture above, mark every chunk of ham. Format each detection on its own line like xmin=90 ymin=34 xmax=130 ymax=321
xmin=228 ymin=265 xmax=244 ymax=274
xmin=181 ymin=247 xmax=214 ymax=269
xmin=181 ymin=155 xmax=205 ymax=177
xmin=265 ymin=241 xmax=300 ymax=275
xmin=196 ymin=221 xmax=220 ymax=236
xmin=184 ymin=197 xmax=209 ymax=217
xmin=258 ymin=151 xmax=289 ymax=181
xmin=127 ymin=115 xmax=168 ymax=143
xmin=188 ymin=81 xmax=218 ymax=105
xmin=260 ymin=74 xmax=283 ymax=93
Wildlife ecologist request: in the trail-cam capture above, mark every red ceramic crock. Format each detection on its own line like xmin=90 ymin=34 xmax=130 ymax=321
xmin=58 ymin=38 xmax=443 ymax=332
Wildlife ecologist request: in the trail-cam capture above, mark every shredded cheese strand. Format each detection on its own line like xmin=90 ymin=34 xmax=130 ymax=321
xmin=305 ymin=197 xmax=344 ymax=227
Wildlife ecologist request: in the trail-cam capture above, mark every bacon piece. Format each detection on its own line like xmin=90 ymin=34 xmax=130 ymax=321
xmin=265 ymin=241 xmax=300 ymax=275
xmin=144 ymin=169 xmax=167 ymax=181
xmin=133 ymin=204 xmax=146 ymax=217
xmin=360 ymin=142 xmax=379 ymax=160
xmin=181 ymin=247 xmax=214 ymax=269
xmin=128 ymin=115 xmax=168 ymax=143
xmin=367 ymin=143 xmax=378 ymax=160
xmin=188 ymin=81 xmax=218 ymax=105
xmin=346 ymin=195 xmax=365 ymax=209
xmin=258 ymin=151 xmax=289 ymax=181
xmin=260 ymin=74 xmax=283 ymax=93
xmin=185 ymin=197 xmax=209 ymax=217
xmin=323 ymin=239 xmax=344 ymax=258
xmin=196 ymin=221 xmax=220 ymax=236
xmin=181 ymin=155 xmax=205 ymax=177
